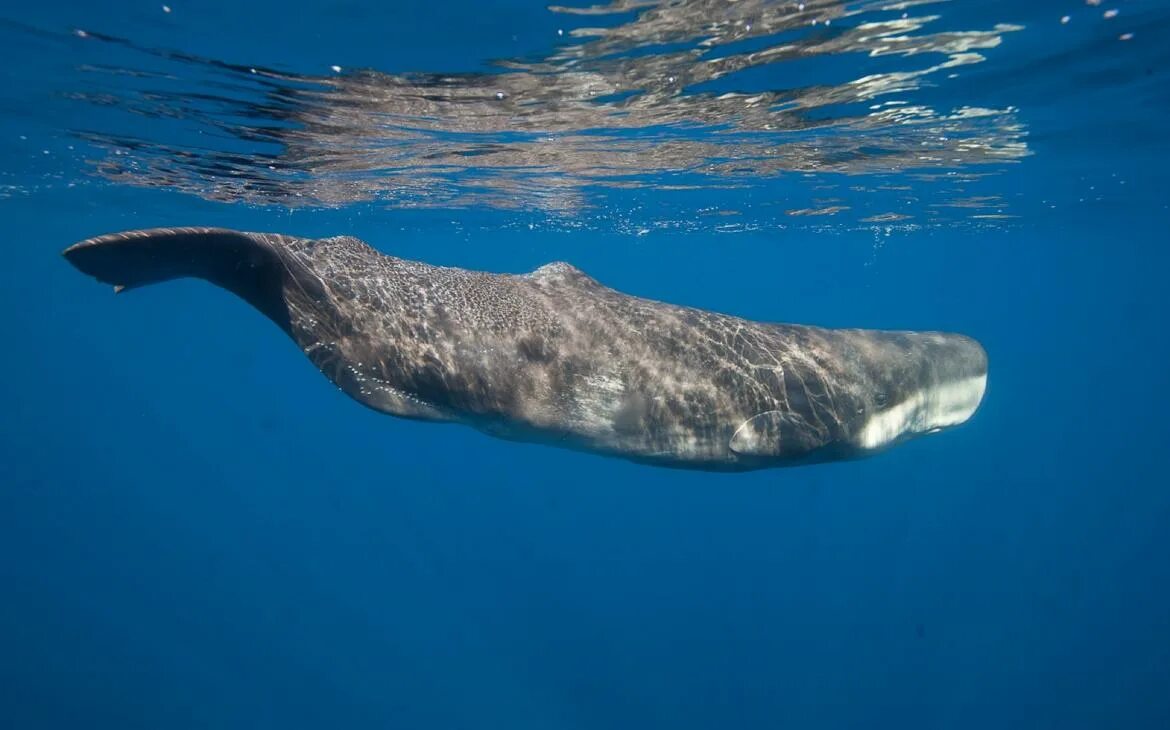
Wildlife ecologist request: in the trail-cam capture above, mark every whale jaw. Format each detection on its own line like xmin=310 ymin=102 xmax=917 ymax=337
xmin=854 ymin=372 xmax=988 ymax=452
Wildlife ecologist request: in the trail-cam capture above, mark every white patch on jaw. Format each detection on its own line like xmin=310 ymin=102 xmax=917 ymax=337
xmin=856 ymin=373 xmax=987 ymax=450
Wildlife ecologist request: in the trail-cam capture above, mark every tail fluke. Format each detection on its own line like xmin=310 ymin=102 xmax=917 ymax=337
xmin=63 ymin=226 xmax=297 ymax=330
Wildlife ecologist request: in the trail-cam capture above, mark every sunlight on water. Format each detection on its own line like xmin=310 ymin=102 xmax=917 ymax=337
xmin=54 ymin=0 xmax=1034 ymax=227
xmin=0 ymin=0 xmax=1159 ymax=233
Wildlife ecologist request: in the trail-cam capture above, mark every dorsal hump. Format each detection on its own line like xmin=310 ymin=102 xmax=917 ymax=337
xmin=528 ymin=261 xmax=601 ymax=288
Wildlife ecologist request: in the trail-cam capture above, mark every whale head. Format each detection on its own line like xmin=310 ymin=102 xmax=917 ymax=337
xmin=725 ymin=329 xmax=987 ymax=467
xmin=846 ymin=331 xmax=988 ymax=453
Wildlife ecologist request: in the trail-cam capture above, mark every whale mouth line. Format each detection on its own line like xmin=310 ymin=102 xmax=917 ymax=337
xmin=855 ymin=372 xmax=988 ymax=451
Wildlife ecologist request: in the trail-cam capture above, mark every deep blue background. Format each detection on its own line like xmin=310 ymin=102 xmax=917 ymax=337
xmin=2 ymin=1 xmax=1169 ymax=728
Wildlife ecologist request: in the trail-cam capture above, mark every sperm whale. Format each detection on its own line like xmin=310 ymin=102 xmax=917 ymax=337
xmin=63 ymin=227 xmax=988 ymax=470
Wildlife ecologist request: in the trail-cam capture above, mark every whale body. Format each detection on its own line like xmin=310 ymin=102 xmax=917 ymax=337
xmin=64 ymin=227 xmax=987 ymax=471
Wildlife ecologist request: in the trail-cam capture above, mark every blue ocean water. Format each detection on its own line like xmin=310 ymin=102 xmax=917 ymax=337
xmin=2 ymin=0 xmax=1168 ymax=727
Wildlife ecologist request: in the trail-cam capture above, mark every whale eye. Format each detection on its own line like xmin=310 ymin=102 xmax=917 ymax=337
xmin=874 ymin=392 xmax=889 ymax=408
